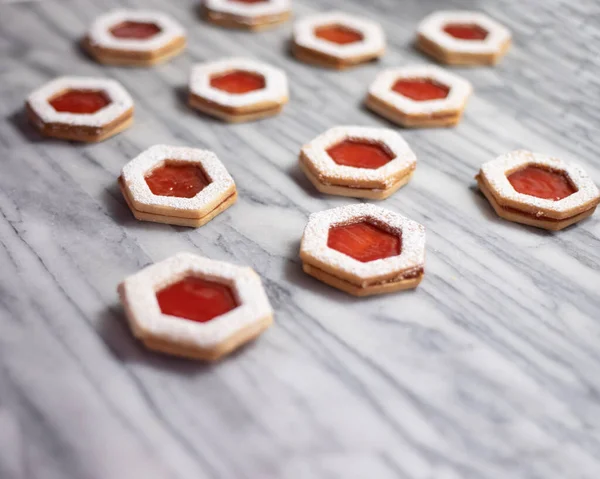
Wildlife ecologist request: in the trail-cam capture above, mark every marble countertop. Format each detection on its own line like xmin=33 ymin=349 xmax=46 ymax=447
xmin=1 ymin=0 xmax=600 ymax=478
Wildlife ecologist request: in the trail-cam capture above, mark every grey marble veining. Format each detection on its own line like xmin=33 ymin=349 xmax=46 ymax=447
xmin=1 ymin=0 xmax=600 ymax=478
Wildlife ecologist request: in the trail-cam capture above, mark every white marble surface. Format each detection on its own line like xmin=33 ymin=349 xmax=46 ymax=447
xmin=1 ymin=0 xmax=600 ymax=478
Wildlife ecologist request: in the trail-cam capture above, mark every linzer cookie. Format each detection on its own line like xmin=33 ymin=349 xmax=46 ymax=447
xmin=202 ymin=0 xmax=291 ymax=31
xmin=300 ymin=204 xmax=426 ymax=296
xmin=366 ymin=65 xmax=472 ymax=128
xmin=119 ymin=145 xmax=237 ymax=227
xmin=476 ymin=150 xmax=600 ymax=231
xmin=299 ymin=126 xmax=417 ymax=200
xmin=292 ymin=11 xmax=385 ymax=69
xmin=188 ymin=57 xmax=288 ymax=123
xmin=26 ymin=76 xmax=134 ymax=142
xmin=417 ymin=11 xmax=511 ymax=66
xmin=119 ymin=252 xmax=273 ymax=361
xmin=83 ymin=9 xmax=186 ymax=66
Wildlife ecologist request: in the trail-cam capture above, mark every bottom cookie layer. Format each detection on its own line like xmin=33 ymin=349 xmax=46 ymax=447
xmin=139 ymin=314 xmax=273 ymax=361
xmin=365 ymin=94 xmax=461 ymax=128
xmin=203 ymin=8 xmax=291 ymax=31
xmin=27 ymin=104 xmax=134 ymax=142
xmin=302 ymin=262 xmax=423 ymax=297
xmin=119 ymin=178 xmax=237 ymax=227
xmin=416 ymin=35 xmax=510 ymax=66
xmin=188 ymin=95 xmax=284 ymax=123
xmin=299 ymin=158 xmax=413 ymax=200
xmin=477 ymin=176 xmax=596 ymax=231
xmin=82 ymin=36 xmax=187 ymax=67
xmin=292 ymin=42 xmax=381 ymax=70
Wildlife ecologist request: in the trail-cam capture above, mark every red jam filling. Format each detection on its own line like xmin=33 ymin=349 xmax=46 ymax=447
xmin=210 ymin=70 xmax=266 ymax=94
xmin=327 ymin=139 xmax=394 ymax=170
xmin=110 ymin=21 xmax=161 ymax=39
xmin=507 ymin=166 xmax=576 ymax=201
xmin=145 ymin=163 xmax=210 ymax=198
xmin=157 ymin=276 xmax=238 ymax=323
xmin=314 ymin=25 xmax=364 ymax=45
xmin=392 ymin=78 xmax=449 ymax=101
xmin=443 ymin=24 xmax=488 ymax=41
xmin=49 ymin=90 xmax=110 ymax=114
xmin=328 ymin=221 xmax=401 ymax=263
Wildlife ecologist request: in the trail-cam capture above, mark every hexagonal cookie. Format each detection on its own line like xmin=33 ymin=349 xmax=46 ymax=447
xmin=119 ymin=145 xmax=237 ymax=227
xmin=26 ymin=76 xmax=134 ymax=142
xmin=82 ymin=9 xmax=186 ymax=66
xmin=188 ymin=57 xmax=288 ymax=123
xmin=292 ymin=11 xmax=385 ymax=69
xmin=416 ymin=10 xmax=511 ymax=66
xmin=476 ymin=150 xmax=600 ymax=231
xmin=366 ymin=65 xmax=472 ymax=128
xmin=202 ymin=0 xmax=291 ymax=31
xmin=300 ymin=204 xmax=426 ymax=296
xmin=299 ymin=126 xmax=417 ymax=200
xmin=119 ymin=252 xmax=273 ymax=361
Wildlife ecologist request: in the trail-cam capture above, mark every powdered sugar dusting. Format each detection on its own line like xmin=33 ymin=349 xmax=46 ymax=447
xmin=88 ymin=9 xmax=186 ymax=52
xmin=120 ymin=252 xmax=273 ymax=348
xmin=480 ymin=150 xmax=600 ymax=216
xmin=204 ymin=0 xmax=290 ymax=18
xmin=418 ymin=10 xmax=511 ymax=55
xmin=301 ymin=204 xmax=426 ymax=283
xmin=189 ymin=57 xmax=288 ymax=109
xmin=368 ymin=65 xmax=472 ymax=116
xmin=27 ymin=76 xmax=133 ymax=127
xmin=121 ymin=145 xmax=235 ymax=212
xmin=301 ymin=126 xmax=416 ymax=187
xmin=294 ymin=11 xmax=385 ymax=60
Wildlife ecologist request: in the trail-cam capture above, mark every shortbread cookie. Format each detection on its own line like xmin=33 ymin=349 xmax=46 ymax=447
xmin=416 ymin=11 xmax=511 ymax=66
xmin=299 ymin=126 xmax=417 ymax=200
xmin=188 ymin=57 xmax=288 ymax=123
xmin=83 ymin=9 xmax=186 ymax=66
xmin=476 ymin=150 xmax=600 ymax=231
xmin=202 ymin=0 xmax=291 ymax=31
xmin=26 ymin=76 xmax=134 ymax=142
xmin=120 ymin=145 xmax=237 ymax=227
xmin=366 ymin=65 xmax=472 ymax=128
xmin=300 ymin=204 xmax=426 ymax=296
xmin=119 ymin=252 xmax=273 ymax=361
xmin=292 ymin=11 xmax=385 ymax=69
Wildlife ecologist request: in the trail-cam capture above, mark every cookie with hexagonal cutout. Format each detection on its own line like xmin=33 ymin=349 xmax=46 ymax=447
xmin=202 ymin=0 xmax=291 ymax=31
xmin=476 ymin=150 xmax=600 ymax=231
xmin=299 ymin=126 xmax=417 ymax=200
xmin=366 ymin=65 xmax=472 ymax=128
xmin=119 ymin=252 xmax=273 ymax=361
xmin=300 ymin=204 xmax=426 ymax=296
xmin=188 ymin=57 xmax=288 ymax=123
xmin=119 ymin=145 xmax=237 ymax=227
xmin=82 ymin=9 xmax=186 ymax=67
xmin=416 ymin=11 xmax=511 ymax=66
xmin=26 ymin=76 xmax=134 ymax=142
xmin=292 ymin=11 xmax=385 ymax=69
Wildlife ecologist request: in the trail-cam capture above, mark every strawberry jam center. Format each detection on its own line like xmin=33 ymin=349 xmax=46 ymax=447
xmin=49 ymin=90 xmax=110 ymax=114
xmin=507 ymin=166 xmax=576 ymax=201
xmin=327 ymin=139 xmax=394 ymax=170
xmin=157 ymin=277 xmax=238 ymax=323
xmin=315 ymin=25 xmax=364 ymax=45
xmin=392 ymin=79 xmax=449 ymax=101
xmin=110 ymin=21 xmax=161 ymax=39
xmin=328 ymin=221 xmax=401 ymax=263
xmin=210 ymin=70 xmax=265 ymax=94
xmin=443 ymin=24 xmax=488 ymax=40
xmin=145 ymin=163 xmax=210 ymax=198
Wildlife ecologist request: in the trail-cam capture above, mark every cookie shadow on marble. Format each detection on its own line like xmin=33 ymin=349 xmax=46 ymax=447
xmin=8 ymin=109 xmax=49 ymax=143
xmin=287 ymin=162 xmax=328 ymax=199
xmin=98 ymin=304 xmax=236 ymax=373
